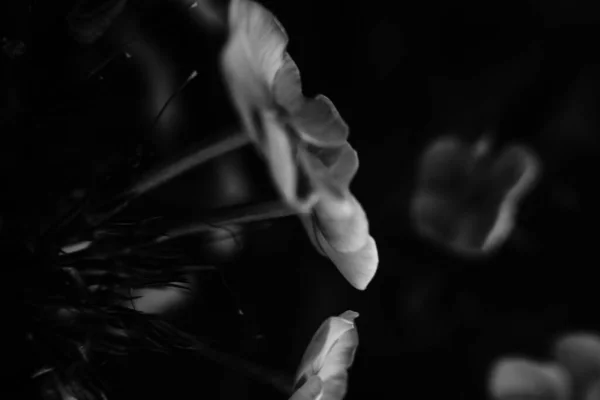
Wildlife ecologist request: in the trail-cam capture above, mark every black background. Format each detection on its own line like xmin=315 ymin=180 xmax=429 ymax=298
xmin=5 ymin=0 xmax=600 ymax=399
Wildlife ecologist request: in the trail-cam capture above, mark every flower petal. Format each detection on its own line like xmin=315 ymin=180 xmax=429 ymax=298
xmin=222 ymin=0 xmax=358 ymax=215
xmin=295 ymin=311 xmax=359 ymax=400
xmin=554 ymin=333 xmax=600 ymax=394
xmin=292 ymin=95 xmax=349 ymax=147
xmin=300 ymin=143 xmax=359 ymax=200
xmin=262 ymin=111 xmax=320 ymax=211
xmin=317 ymin=234 xmax=378 ymax=291
xmin=221 ymin=0 xmax=289 ymax=140
xmin=313 ymin=194 xmax=369 ymax=253
xmin=413 ymin=136 xmax=540 ymax=256
xmin=273 ymin=53 xmax=304 ymax=113
xmin=483 ymin=145 xmax=541 ymax=251
xmin=489 ymin=358 xmax=571 ymax=400
xmin=300 ymin=193 xmax=378 ymax=290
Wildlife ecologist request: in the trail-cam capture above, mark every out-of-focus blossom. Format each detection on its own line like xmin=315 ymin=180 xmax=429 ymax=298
xmin=294 ymin=311 xmax=359 ymax=400
xmin=489 ymin=332 xmax=600 ymax=400
xmin=411 ymin=135 xmax=540 ymax=256
xmin=220 ymin=0 xmax=378 ymax=289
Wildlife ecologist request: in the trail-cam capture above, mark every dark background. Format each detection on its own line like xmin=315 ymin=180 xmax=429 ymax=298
xmin=5 ymin=0 xmax=600 ymax=399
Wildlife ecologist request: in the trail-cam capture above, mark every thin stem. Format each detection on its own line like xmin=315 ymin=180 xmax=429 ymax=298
xmin=128 ymin=129 xmax=251 ymax=197
xmin=75 ymin=200 xmax=296 ymax=261
xmin=85 ymin=129 xmax=251 ymax=228
xmin=155 ymin=200 xmax=294 ymax=244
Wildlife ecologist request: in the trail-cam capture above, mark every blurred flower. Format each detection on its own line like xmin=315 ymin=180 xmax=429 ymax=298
xmin=411 ymin=135 xmax=540 ymax=256
xmin=489 ymin=332 xmax=600 ymax=400
xmin=220 ymin=0 xmax=378 ymax=289
xmin=294 ymin=311 xmax=360 ymax=400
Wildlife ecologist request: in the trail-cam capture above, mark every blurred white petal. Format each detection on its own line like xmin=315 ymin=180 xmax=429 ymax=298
xmin=413 ymin=135 xmax=540 ymax=256
xmin=489 ymin=358 xmax=570 ymax=400
xmin=483 ymin=145 xmax=541 ymax=252
xmin=295 ymin=311 xmax=359 ymax=400
xmin=554 ymin=333 xmax=600 ymax=392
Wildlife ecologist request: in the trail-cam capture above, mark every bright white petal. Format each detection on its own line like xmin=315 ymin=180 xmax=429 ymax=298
xmin=316 ymin=234 xmax=378 ymax=291
xmin=295 ymin=311 xmax=359 ymax=399
xmin=299 ymin=193 xmax=377 ymax=290
xmin=489 ymin=358 xmax=570 ymax=400
xmin=221 ymin=0 xmax=288 ymax=141
xmin=313 ymin=194 xmax=369 ymax=253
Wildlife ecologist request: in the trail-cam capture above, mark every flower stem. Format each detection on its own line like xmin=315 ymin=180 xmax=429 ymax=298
xmin=128 ymin=129 xmax=251 ymax=197
xmin=85 ymin=129 xmax=251 ymax=228
xmin=154 ymin=200 xmax=295 ymax=244
xmin=72 ymin=200 xmax=296 ymax=261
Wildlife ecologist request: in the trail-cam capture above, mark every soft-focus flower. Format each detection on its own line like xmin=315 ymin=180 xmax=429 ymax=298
xmin=294 ymin=310 xmax=360 ymax=400
xmin=411 ymin=135 xmax=540 ymax=256
xmin=489 ymin=332 xmax=600 ymax=400
xmin=220 ymin=0 xmax=378 ymax=289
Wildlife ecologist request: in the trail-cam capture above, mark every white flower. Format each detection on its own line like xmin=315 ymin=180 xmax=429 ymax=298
xmin=221 ymin=0 xmax=378 ymax=289
xmin=294 ymin=311 xmax=360 ymax=400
